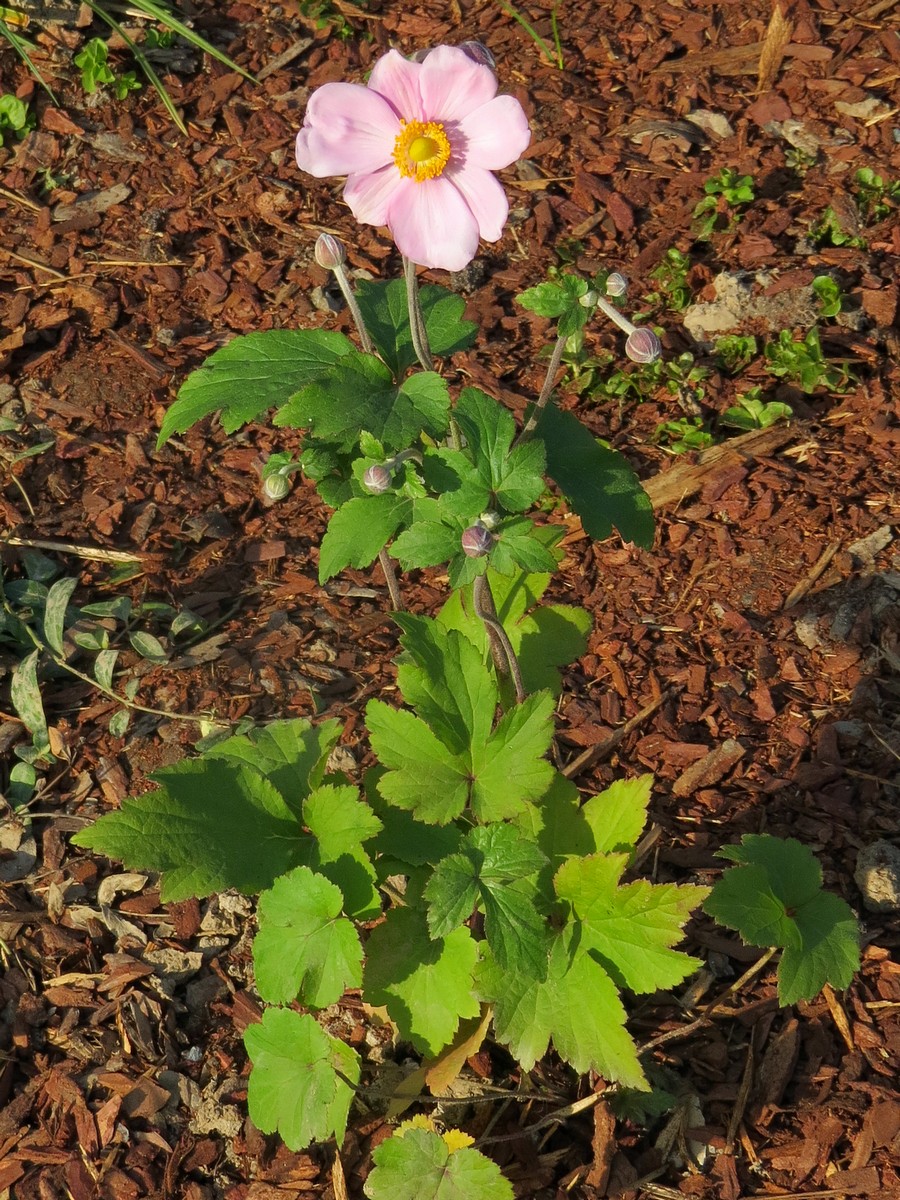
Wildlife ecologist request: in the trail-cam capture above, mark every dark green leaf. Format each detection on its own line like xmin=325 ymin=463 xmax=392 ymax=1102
xmin=318 ymin=494 xmax=410 ymax=583
xmin=355 ymin=279 xmax=477 ymax=378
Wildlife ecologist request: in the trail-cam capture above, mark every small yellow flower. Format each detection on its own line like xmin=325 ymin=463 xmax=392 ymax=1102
xmin=394 ymin=1116 xmax=475 ymax=1153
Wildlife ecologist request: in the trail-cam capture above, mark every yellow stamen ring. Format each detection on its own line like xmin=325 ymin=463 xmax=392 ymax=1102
xmin=393 ymin=119 xmax=451 ymax=182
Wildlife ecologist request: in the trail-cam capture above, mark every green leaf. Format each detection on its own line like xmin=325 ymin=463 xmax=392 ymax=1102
xmin=478 ymin=928 xmax=647 ymax=1087
xmin=253 ymin=866 xmax=363 ymax=1007
xmin=10 ymin=650 xmax=50 ymax=753
xmin=365 ymin=1127 xmax=513 ymax=1200
xmin=438 ymin=569 xmax=591 ymax=696
xmin=301 ymin=784 xmax=383 ymax=919
xmin=425 ymin=824 xmax=550 ymax=979
xmin=355 ymin=279 xmax=478 ymax=378
xmin=453 ymin=389 xmax=546 ymax=513
xmin=392 ymin=518 xmax=462 ymax=571
xmin=470 ymin=691 xmax=556 ymax=821
xmin=205 ymin=718 xmax=342 ymax=812
xmin=42 ymin=576 xmax=78 ymax=656
xmin=363 ymin=907 xmax=480 ymax=1056
xmin=555 ymin=854 xmax=709 ymax=993
xmin=245 ymin=1009 xmax=359 ymax=1149
xmin=275 ymin=351 xmax=450 ymax=452
xmin=367 ymin=772 xmax=463 ymax=868
xmin=517 ymin=274 xmax=589 ymax=336
xmin=129 ymin=630 xmax=168 ymax=663
xmin=366 ymin=701 xmax=470 ymax=824
xmin=582 ymin=775 xmax=653 ymax=855
xmin=158 ymin=329 xmax=354 ymax=446
xmin=489 ymin=517 xmax=559 ymax=576
xmin=704 ymin=834 xmax=861 ymax=1003
xmin=71 ymin=759 xmax=308 ymax=901
xmin=537 ymin=405 xmax=654 ymax=547
xmin=318 ymin=494 xmax=410 ymax=583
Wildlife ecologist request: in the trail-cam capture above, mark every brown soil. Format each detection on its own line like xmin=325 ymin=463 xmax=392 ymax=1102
xmin=1 ymin=1 xmax=899 ymax=1198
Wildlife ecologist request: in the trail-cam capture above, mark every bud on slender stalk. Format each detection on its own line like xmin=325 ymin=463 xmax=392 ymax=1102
xmin=314 ymin=233 xmax=346 ymax=270
xmin=363 ymin=464 xmax=393 ymax=494
xmin=625 ymin=326 xmax=662 ymax=364
xmin=461 ymin=523 xmax=495 ymax=558
xmin=263 ymin=472 xmax=292 ymax=501
xmin=605 ymin=271 xmax=628 ymax=297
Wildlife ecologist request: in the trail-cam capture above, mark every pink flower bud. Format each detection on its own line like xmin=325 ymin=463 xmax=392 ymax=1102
xmin=461 ymin=524 xmax=494 ymax=558
xmin=314 ymin=233 xmax=346 ymax=270
xmin=605 ymin=272 xmax=628 ymax=297
xmin=625 ymin=327 xmax=662 ymax=364
xmin=363 ymin=464 xmax=393 ymax=494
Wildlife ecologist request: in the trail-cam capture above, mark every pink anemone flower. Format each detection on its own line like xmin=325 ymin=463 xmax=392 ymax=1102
xmin=295 ymin=45 xmax=531 ymax=272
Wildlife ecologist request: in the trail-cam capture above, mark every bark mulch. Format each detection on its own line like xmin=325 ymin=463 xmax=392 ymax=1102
xmin=1 ymin=1 xmax=899 ymax=1197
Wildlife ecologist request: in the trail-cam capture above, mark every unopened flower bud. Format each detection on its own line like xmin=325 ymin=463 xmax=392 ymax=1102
xmin=605 ymin=272 xmax=628 ymax=297
xmin=579 ymin=290 xmax=599 ymax=308
xmin=625 ymin=327 xmax=662 ymax=364
xmin=363 ymin=463 xmax=393 ymax=494
xmin=461 ymin=523 xmax=494 ymax=558
xmin=314 ymin=233 xmax=346 ymax=270
xmin=458 ymin=41 xmax=497 ymax=70
xmin=263 ymin=472 xmax=292 ymax=501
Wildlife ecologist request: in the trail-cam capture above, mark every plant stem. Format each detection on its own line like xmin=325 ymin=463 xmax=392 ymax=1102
xmin=403 ymin=256 xmax=433 ymax=371
xmin=473 ymin=574 xmax=525 ymax=704
xmin=332 ymin=263 xmax=375 ymax=354
xmin=516 ymin=332 xmax=566 ymax=444
xmin=594 ymin=292 xmax=637 ymax=336
xmin=378 ymin=548 xmax=404 ymax=611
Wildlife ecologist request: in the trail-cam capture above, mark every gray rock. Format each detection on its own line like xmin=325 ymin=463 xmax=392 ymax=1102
xmin=854 ymin=841 xmax=900 ymax=913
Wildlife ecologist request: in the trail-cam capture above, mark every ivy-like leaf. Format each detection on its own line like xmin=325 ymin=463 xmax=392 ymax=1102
xmin=355 ymin=279 xmax=478 ymax=378
xmin=554 ymin=854 xmax=709 ymax=993
xmin=253 ymin=866 xmax=363 ymax=1007
xmin=704 ymin=835 xmax=861 ymax=1004
xmin=363 ymin=907 xmax=480 ymax=1056
xmin=477 ymin=928 xmax=647 ymax=1087
xmin=365 ymin=1126 xmax=513 ymax=1200
xmin=274 ymin=350 xmax=450 ymax=451
xmin=71 ymin=759 xmax=307 ymax=901
xmin=158 ymin=329 xmax=354 ymax=446
xmin=318 ymin=493 xmax=411 ymax=583
xmin=245 ymin=1009 xmax=360 ymax=1149
xmin=537 ymin=404 xmax=654 ymax=548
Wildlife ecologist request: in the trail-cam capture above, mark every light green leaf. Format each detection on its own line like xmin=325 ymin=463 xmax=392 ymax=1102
xmin=453 ymin=389 xmax=546 ymax=513
xmin=537 ymin=404 xmax=654 ymax=548
xmin=94 ymin=648 xmax=119 ymax=691
xmin=366 ymin=701 xmax=470 ymax=824
xmin=555 ymin=854 xmax=709 ymax=993
xmin=71 ymin=758 xmax=308 ymax=901
xmin=392 ymin=519 xmax=462 ymax=571
xmin=478 ymin=929 xmax=647 ymax=1087
xmin=355 ymin=279 xmax=478 ymax=378
xmin=301 ymin=784 xmax=383 ymax=919
xmin=245 ymin=1009 xmax=360 ymax=1149
xmin=158 ymin=329 xmax=354 ymax=445
xmin=10 ymin=650 xmax=50 ymax=753
xmin=205 ymin=717 xmax=342 ymax=808
xmin=129 ymin=630 xmax=168 ymax=663
xmin=365 ymin=1127 xmax=513 ymax=1200
xmin=253 ymin=866 xmax=362 ymax=1007
xmin=470 ymin=691 xmax=556 ymax=822
xmin=364 ymin=907 xmax=480 ymax=1056
xmin=318 ymin=494 xmax=410 ymax=583
xmin=582 ymin=775 xmax=653 ymax=855
xmin=42 ymin=576 xmax=78 ymax=656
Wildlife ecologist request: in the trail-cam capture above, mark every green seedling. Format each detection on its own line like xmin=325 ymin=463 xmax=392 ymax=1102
xmin=809 ymin=207 xmax=866 ymax=249
xmin=0 ymin=92 xmax=33 ymax=144
xmin=634 ymin=248 xmax=692 ymax=320
xmin=494 ymin=0 xmax=563 ymax=68
xmin=692 ymin=168 xmax=755 ymax=240
xmin=811 ymin=275 xmax=845 ymax=319
xmin=663 ymin=351 xmax=708 ymax=406
xmin=784 ymin=145 xmax=817 ymax=176
xmin=764 ymin=327 xmax=848 ymax=393
xmin=852 ymin=167 xmax=900 ymax=223
xmin=721 ymin=387 xmax=793 ymax=431
xmin=714 ymin=334 xmax=757 ymax=374
xmin=704 ymin=835 xmax=860 ymax=1004
xmin=654 ymin=416 xmax=714 ymax=455
xmin=74 ymin=37 xmax=140 ymax=97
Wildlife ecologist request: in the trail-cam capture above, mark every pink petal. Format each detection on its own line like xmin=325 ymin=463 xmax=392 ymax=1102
xmin=343 ymin=164 xmax=404 ymax=227
xmin=445 ymin=165 xmax=509 ymax=242
xmin=295 ymin=83 xmax=399 ymax=177
xmin=457 ymin=95 xmax=531 ymax=170
xmin=387 ymin=177 xmax=480 ymax=272
xmin=367 ymin=49 xmax=424 ymax=121
xmin=418 ymin=45 xmax=497 ymax=122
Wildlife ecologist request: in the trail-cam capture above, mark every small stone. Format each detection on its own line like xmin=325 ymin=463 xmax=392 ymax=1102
xmin=854 ymin=841 xmax=900 ymax=913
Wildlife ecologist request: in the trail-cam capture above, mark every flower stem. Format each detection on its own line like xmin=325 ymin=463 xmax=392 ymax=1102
xmin=516 ymin=332 xmax=567 ymax=444
xmin=378 ymin=548 xmax=404 ymax=611
xmin=403 ymin=256 xmax=433 ymax=371
xmin=473 ymin=574 xmax=525 ymax=704
xmin=594 ymin=292 xmax=636 ymax=336
xmin=332 ymin=262 xmax=375 ymax=355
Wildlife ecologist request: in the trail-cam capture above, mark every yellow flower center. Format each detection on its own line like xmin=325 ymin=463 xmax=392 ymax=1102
xmin=393 ymin=119 xmax=451 ymax=182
